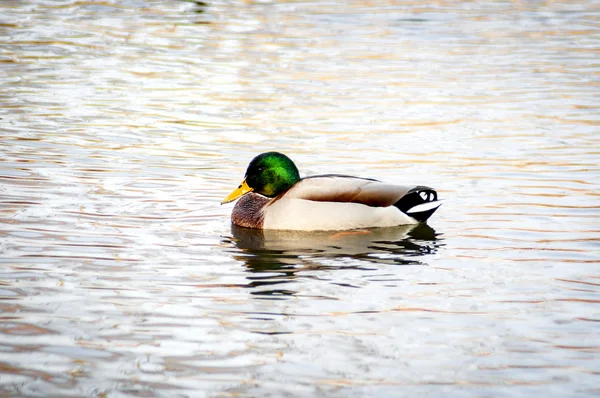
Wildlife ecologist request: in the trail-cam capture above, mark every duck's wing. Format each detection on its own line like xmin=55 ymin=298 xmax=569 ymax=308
xmin=279 ymin=175 xmax=442 ymax=222
xmin=281 ymin=175 xmax=417 ymax=206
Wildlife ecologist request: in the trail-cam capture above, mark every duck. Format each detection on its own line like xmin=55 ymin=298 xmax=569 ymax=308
xmin=221 ymin=152 xmax=442 ymax=231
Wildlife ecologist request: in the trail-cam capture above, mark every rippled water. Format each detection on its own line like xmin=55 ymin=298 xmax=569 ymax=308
xmin=1 ymin=0 xmax=599 ymax=396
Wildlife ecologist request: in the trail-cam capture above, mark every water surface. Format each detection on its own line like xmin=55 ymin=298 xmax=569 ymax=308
xmin=1 ymin=0 xmax=599 ymax=396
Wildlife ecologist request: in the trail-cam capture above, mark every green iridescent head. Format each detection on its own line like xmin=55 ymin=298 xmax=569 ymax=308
xmin=245 ymin=152 xmax=300 ymax=197
xmin=221 ymin=152 xmax=301 ymax=204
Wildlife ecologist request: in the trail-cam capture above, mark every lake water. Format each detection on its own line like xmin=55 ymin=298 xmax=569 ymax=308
xmin=1 ymin=0 xmax=599 ymax=396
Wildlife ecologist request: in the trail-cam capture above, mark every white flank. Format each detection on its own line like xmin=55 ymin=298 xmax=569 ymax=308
xmin=263 ymin=198 xmax=418 ymax=231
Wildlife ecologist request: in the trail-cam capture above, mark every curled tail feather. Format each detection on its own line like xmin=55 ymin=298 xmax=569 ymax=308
xmin=394 ymin=186 xmax=442 ymax=222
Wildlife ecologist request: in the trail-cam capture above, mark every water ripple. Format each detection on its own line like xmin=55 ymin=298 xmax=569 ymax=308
xmin=1 ymin=0 xmax=599 ymax=396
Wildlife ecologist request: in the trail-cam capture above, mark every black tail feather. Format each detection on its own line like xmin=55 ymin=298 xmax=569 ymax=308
xmin=394 ymin=186 xmax=441 ymax=222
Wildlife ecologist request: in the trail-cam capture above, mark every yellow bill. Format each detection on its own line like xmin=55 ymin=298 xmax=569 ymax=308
xmin=221 ymin=179 xmax=253 ymax=204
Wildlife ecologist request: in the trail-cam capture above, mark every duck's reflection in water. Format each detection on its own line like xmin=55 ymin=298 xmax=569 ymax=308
xmin=226 ymin=224 xmax=443 ymax=299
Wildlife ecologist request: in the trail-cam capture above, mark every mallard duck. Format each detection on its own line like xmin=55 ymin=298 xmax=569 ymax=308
xmin=221 ymin=152 xmax=442 ymax=231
